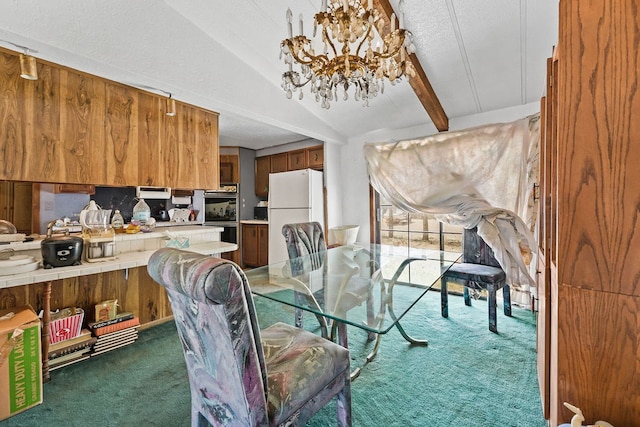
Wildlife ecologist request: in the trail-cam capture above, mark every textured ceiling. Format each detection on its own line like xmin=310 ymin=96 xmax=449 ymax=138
xmin=0 ymin=0 xmax=558 ymax=149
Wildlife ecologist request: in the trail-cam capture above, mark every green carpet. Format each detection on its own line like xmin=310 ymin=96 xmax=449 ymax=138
xmin=0 ymin=289 xmax=545 ymax=426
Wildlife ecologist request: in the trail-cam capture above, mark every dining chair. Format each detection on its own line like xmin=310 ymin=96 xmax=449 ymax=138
xmin=281 ymin=222 xmax=375 ymax=343
xmin=440 ymin=227 xmax=512 ymax=333
xmin=147 ymin=248 xmax=352 ymax=426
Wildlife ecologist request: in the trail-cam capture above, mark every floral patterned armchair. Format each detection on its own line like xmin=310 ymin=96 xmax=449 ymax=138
xmin=282 ymin=222 xmax=375 ymax=343
xmin=147 ymin=248 xmax=352 ymax=426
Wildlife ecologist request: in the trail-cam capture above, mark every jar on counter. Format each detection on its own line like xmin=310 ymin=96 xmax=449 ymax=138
xmin=111 ymin=210 xmax=125 ymax=234
xmin=132 ymin=198 xmax=151 ymax=223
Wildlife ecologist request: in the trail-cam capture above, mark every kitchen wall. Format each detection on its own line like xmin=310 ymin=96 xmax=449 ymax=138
xmin=38 ymin=184 xmax=90 ymax=233
xmin=92 ymin=187 xmax=204 ymax=223
xmin=36 ymin=186 xmax=205 ymax=234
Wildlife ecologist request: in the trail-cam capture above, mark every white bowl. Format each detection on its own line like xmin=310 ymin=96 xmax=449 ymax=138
xmin=330 ymin=225 xmax=360 ymax=245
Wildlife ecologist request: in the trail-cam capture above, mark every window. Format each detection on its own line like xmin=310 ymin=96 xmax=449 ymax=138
xmin=373 ymin=191 xmax=465 ymax=291
xmin=375 ymin=193 xmax=463 ymax=254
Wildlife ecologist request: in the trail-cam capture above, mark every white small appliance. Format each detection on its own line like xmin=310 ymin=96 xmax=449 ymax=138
xmin=268 ymin=169 xmax=324 ymax=264
xmin=135 ymin=186 xmax=171 ymax=200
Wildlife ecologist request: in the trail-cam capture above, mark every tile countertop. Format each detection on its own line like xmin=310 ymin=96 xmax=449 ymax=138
xmin=240 ymin=220 xmax=269 ymax=225
xmin=0 ymin=225 xmax=238 ymax=289
xmin=4 ymin=225 xmax=220 ymax=251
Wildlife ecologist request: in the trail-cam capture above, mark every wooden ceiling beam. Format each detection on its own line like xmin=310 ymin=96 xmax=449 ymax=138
xmin=374 ymin=0 xmax=449 ymax=132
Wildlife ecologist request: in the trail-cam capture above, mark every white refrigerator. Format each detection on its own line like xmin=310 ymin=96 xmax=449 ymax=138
xmin=268 ymin=169 xmax=325 ymax=264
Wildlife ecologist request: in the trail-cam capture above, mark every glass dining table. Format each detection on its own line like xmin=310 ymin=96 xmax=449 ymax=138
xmin=245 ymin=243 xmax=461 ymax=378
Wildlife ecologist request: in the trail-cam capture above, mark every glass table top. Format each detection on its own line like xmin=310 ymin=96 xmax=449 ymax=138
xmin=245 ymin=244 xmax=461 ymax=335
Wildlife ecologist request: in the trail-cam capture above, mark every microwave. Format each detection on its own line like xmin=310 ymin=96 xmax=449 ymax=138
xmin=254 ymin=206 xmax=268 ymax=220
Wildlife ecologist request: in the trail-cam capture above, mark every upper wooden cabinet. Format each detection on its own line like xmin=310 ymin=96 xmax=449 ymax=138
xmin=0 ymin=48 xmax=219 ymax=190
xmin=307 ymin=145 xmax=324 ymax=169
xmin=270 ymin=153 xmax=288 ymax=173
xmin=254 ymin=145 xmax=324 ymax=196
xmin=220 ymin=154 xmax=239 ymax=183
xmin=287 ymin=149 xmax=307 ymax=170
xmin=104 ymin=81 xmax=139 ymax=186
xmin=255 ymin=156 xmax=270 ymax=198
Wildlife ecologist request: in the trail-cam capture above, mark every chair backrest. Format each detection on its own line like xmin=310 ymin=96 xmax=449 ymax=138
xmin=462 ymin=227 xmax=502 ymax=268
xmin=282 ymin=222 xmax=327 ymax=276
xmin=147 ymin=248 xmax=269 ymax=426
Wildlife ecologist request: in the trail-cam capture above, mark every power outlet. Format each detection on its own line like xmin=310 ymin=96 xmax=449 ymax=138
xmin=44 ymin=202 xmax=53 ymax=211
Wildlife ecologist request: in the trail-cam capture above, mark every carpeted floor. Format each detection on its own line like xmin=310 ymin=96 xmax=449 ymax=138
xmin=0 ymin=289 xmax=545 ymax=427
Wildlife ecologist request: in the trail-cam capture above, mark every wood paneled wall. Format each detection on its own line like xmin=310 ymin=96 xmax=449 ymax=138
xmin=543 ymin=2 xmax=640 ymax=425
xmin=0 ymin=267 xmax=172 ymax=326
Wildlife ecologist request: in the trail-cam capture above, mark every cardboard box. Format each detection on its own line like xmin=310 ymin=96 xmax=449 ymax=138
xmin=0 ymin=305 xmax=42 ymax=420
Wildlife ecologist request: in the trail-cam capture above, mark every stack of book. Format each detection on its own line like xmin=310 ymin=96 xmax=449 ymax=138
xmin=89 ymin=312 xmax=140 ymax=356
xmin=48 ymin=329 xmax=97 ymax=371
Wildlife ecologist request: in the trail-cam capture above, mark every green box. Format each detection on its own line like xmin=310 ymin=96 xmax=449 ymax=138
xmin=0 ymin=305 xmax=42 ymax=420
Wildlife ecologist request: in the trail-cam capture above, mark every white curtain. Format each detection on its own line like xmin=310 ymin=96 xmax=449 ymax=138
xmin=364 ymin=114 xmax=540 ymax=306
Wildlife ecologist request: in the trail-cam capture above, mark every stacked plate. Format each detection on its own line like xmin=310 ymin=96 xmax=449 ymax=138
xmin=0 ymin=254 xmax=40 ymax=275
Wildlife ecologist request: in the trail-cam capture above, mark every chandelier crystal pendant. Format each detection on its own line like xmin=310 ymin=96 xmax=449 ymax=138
xmin=280 ymin=0 xmax=416 ymax=109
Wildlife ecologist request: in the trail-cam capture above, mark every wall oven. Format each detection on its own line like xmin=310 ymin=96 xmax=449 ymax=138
xmin=204 ymin=184 xmax=239 ymax=247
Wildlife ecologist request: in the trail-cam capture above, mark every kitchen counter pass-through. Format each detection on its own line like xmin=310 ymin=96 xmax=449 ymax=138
xmin=0 ymin=225 xmax=237 ymax=382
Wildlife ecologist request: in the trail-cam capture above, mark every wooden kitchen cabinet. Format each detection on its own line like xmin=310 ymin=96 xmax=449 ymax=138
xmin=0 ymin=48 xmax=220 ymax=190
xmin=138 ymin=92 xmax=166 ymax=186
xmin=0 ymin=181 xmax=32 ymax=234
xmin=307 ymin=145 xmax=324 ymax=169
xmin=270 ymin=153 xmax=288 ymax=173
xmin=287 ymin=149 xmax=307 ymax=170
xmin=220 ymin=154 xmax=239 ymax=183
xmin=254 ymin=145 xmax=324 ymax=197
xmin=59 ymin=68 xmax=107 ymax=184
xmin=104 ymin=81 xmax=139 ymax=186
xmin=242 ymin=223 xmax=268 ymax=268
xmin=258 ymin=225 xmax=269 ymax=266
xmin=255 ymin=156 xmax=270 ymax=197
xmin=194 ymin=109 xmax=219 ymax=190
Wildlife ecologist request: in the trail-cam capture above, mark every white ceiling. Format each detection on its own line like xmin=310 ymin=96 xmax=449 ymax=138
xmin=0 ymin=0 xmax=558 ymax=150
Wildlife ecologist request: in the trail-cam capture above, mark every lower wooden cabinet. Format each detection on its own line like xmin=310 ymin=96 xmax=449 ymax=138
xmin=242 ymin=223 xmax=268 ymax=268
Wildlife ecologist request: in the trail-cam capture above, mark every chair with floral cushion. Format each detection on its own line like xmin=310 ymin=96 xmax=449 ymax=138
xmin=147 ymin=248 xmax=352 ymax=426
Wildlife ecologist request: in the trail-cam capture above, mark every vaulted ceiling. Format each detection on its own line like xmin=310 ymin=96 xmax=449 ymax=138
xmin=0 ymin=0 xmax=558 ymax=149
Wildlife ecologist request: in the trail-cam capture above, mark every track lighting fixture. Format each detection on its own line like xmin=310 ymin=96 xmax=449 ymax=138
xmin=166 ymin=93 xmax=176 ymax=117
xmin=19 ymin=49 xmax=38 ymax=80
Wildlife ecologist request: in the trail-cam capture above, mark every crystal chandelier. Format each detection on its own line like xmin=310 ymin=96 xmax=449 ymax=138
xmin=280 ymin=0 xmax=415 ymax=109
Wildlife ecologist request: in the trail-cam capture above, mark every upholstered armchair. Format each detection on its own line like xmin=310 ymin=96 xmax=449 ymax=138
xmin=147 ymin=248 xmax=352 ymax=426
xmin=281 ymin=222 xmax=375 ymax=343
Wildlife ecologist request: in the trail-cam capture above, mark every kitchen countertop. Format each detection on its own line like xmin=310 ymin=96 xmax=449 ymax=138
xmin=4 ymin=225 xmax=221 ymax=251
xmin=240 ymin=220 xmax=268 ymax=225
xmin=0 ymin=225 xmax=237 ymax=289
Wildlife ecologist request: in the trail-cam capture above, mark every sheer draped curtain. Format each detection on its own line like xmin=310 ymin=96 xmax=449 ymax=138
xmin=364 ymin=115 xmax=540 ymax=307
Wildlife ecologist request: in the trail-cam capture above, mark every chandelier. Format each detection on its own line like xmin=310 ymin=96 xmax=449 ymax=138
xmin=280 ymin=0 xmax=415 ymax=109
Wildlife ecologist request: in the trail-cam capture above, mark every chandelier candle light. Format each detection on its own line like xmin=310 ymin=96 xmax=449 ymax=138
xmin=280 ymin=0 xmax=415 ymax=109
